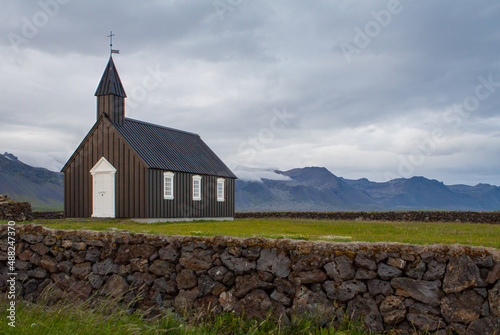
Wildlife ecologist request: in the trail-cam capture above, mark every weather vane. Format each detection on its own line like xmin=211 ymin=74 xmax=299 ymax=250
xmin=108 ymin=31 xmax=120 ymax=55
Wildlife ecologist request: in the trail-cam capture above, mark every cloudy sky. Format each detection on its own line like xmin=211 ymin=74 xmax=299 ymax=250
xmin=1 ymin=0 xmax=500 ymax=186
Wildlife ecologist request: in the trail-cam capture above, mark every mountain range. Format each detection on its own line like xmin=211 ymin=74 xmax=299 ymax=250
xmin=236 ymin=167 xmax=500 ymax=211
xmin=0 ymin=153 xmax=498 ymax=212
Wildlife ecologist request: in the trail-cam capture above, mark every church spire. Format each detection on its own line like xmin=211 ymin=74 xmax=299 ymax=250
xmin=95 ymin=57 xmax=126 ymax=97
xmin=95 ymin=56 xmax=126 ymax=124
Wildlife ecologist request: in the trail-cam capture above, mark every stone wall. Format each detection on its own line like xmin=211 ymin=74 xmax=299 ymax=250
xmin=0 ymin=224 xmax=498 ymax=334
xmin=32 ymin=211 xmax=64 ymax=220
xmin=235 ymin=211 xmax=500 ymax=224
xmin=0 ymin=195 xmax=33 ymax=222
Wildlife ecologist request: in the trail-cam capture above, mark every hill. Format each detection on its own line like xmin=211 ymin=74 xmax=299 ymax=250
xmin=0 ymin=153 xmax=63 ymax=210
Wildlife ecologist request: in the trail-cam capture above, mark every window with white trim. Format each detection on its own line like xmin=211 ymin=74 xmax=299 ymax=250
xmin=163 ymin=172 xmax=174 ymax=200
xmin=192 ymin=175 xmax=202 ymax=201
xmin=217 ymin=178 xmax=225 ymax=201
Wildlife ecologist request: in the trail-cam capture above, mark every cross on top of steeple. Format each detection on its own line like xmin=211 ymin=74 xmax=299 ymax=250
xmin=108 ymin=31 xmax=120 ymax=55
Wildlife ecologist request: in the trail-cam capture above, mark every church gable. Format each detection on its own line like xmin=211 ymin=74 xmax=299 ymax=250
xmin=62 ymin=116 xmax=148 ymax=218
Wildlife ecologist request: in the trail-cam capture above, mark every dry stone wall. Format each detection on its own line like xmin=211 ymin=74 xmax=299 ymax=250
xmin=0 ymin=195 xmax=32 ymax=222
xmin=235 ymin=211 xmax=500 ymax=224
xmin=0 ymin=224 xmax=499 ymax=334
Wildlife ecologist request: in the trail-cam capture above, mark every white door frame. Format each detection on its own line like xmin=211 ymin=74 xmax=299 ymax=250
xmin=90 ymin=157 xmax=117 ymax=218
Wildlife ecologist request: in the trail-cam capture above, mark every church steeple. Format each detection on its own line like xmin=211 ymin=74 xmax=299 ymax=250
xmin=95 ymin=56 xmax=126 ymax=125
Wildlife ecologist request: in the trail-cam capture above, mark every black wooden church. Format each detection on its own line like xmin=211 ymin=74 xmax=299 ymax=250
xmin=61 ymin=56 xmax=236 ymax=220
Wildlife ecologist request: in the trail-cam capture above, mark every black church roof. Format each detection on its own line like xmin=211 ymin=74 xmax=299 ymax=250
xmin=95 ymin=56 xmax=127 ymax=97
xmin=112 ymin=118 xmax=237 ymax=178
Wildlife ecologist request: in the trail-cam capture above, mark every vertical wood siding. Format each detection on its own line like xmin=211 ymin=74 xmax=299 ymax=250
xmin=147 ymin=169 xmax=235 ymax=218
xmin=63 ymin=118 xmax=148 ymax=218
xmin=96 ymin=95 xmax=124 ymax=125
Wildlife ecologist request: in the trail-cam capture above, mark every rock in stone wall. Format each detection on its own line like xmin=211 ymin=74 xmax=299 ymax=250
xmin=0 ymin=224 xmax=499 ymax=334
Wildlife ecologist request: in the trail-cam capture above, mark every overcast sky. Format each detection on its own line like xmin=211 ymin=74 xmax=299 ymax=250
xmin=1 ymin=0 xmax=500 ymax=186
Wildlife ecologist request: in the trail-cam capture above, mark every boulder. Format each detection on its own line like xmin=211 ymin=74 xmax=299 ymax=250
xmin=443 ymin=255 xmax=482 ymax=294
xmin=292 ymin=254 xmax=325 ymax=272
xmin=208 ymin=266 xmax=229 ymax=282
xmin=379 ymin=295 xmax=406 ymax=325
xmin=152 ymin=277 xmax=177 ymax=294
xmin=466 ymin=317 xmax=500 ymax=335
xmin=197 ymin=274 xmax=217 ymax=296
xmin=290 ymin=269 xmax=328 ymax=284
xmin=239 ymin=289 xmax=288 ymax=324
xmin=149 ymin=259 xmax=174 ymax=276
xmin=323 ymin=280 xmax=367 ymax=302
xmin=387 ymin=257 xmax=406 ymax=270
xmin=391 ymin=278 xmax=444 ymax=306
xmin=347 ymin=295 xmax=384 ymax=333
xmin=441 ymin=289 xmax=483 ymax=323
xmin=93 ymin=258 xmax=119 ymax=276
xmin=100 ymin=274 xmax=129 ymax=298
xmin=423 ymin=259 xmax=447 ymax=281
xmin=173 ymin=288 xmax=200 ymax=314
xmin=291 ymin=285 xmax=336 ymax=326
xmin=489 ymin=281 xmax=500 ymax=317
xmin=40 ymin=255 xmax=57 ymax=273
xmin=176 ymin=269 xmax=197 ymax=290
xmin=256 ymin=248 xmax=290 ymax=278
xmin=71 ymin=262 xmax=92 ymax=280
xmin=406 ymin=313 xmax=445 ymax=332
xmin=234 ymin=274 xmax=260 ymax=297
xmin=158 ymin=244 xmax=179 ymax=262
xmin=486 ymin=263 xmax=500 ymax=284
xmin=323 ymin=255 xmax=355 ymax=282
xmin=355 ymin=268 xmax=377 ymax=280
xmin=179 ymin=248 xmax=214 ymax=271
xmin=367 ymin=279 xmax=395 ymax=296
xmin=88 ymin=274 xmax=104 ymax=289
xmin=85 ymin=247 xmax=101 ymax=263
xmin=130 ymin=258 xmax=149 ymax=272
xmin=354 ymin=252 xmax=377 ymax=271
xmin=405 ymin=260 xmax=426 ymax=279
xmin=220 ymin=252 xmax=256 ymax=274
xmin=219 ymin=290 xmax=240 ymax=313
xmin=377 ymin=263 xmax=402 ymax=280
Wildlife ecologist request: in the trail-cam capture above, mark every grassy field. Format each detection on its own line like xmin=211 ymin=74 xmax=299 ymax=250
xmin=0 ymin=295 xmax=368 ymax=335
xmin=11 ymin=217 xmax=500 ymax=248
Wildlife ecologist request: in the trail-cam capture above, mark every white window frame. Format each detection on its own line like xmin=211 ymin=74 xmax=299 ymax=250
xmin=217 ymin=178 xmax=225 ymax=202
xmin=163 ymin=172 xmax=174 ymax=200
xmin=192 ymin=175 xmax=202 ymax=201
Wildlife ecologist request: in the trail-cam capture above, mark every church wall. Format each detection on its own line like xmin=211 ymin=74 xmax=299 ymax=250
xmin=63 ymin=118 xmax=148 ymax=218
xmin=147 ymin=169 xmax=235 ymax=218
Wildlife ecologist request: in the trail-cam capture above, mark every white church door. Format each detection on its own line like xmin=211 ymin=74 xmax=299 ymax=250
xmin=90 ymin=157 xmax=117 ymax=218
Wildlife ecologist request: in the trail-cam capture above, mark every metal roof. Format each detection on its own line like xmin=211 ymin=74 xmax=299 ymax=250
xmin=94 ymin=56 xmax=127 ymax=97
xmin=112 ymin=118 xmax=237 ymax=178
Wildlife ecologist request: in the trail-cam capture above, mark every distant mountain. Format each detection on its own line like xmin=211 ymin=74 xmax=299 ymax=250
xmin=0 ymin=153 xmax=63 ymax=210
xmin=1 ymin=156 xmax=499 ymax=212
xmin=236 ymin=167 xmax=500 ymax=211
xmin=236 ymin=167 xmax=380 ymax=211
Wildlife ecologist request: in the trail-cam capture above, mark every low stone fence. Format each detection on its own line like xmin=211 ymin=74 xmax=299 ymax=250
xmin=0 ymin=224 xmax=498 ymax=334
xmin=0 ymin=201 xmax=33 ymax=222
xmin=32 ymin=211 xmax=64 ymax=220
xmin=235 ymin=211 xmax=500 ymax=224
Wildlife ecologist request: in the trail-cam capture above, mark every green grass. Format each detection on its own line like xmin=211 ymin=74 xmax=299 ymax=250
xmin=15 ymin=217 xmax=499 ymax=248
xmin=0 ymin=295 xmax=371 ymax=335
